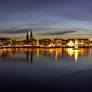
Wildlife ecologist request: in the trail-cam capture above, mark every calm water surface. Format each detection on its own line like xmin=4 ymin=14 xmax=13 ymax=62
xmin=0 ymin=48 xmax=92 ymax=91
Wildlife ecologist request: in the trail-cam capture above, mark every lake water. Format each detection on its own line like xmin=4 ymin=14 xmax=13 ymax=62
xmin=0 ymin=48 xmax=92 ymax=91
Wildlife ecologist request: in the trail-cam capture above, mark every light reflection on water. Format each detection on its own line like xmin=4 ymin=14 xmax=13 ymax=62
xmin=0 ymin=48 xmax=92 ymax=91
xmin=0 ymin=48 xmax=91 ymax=64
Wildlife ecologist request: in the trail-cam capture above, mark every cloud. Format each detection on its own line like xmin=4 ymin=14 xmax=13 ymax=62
xmin=0 ymin=27 xmax=90 ymax=35
xmin=0 ymin=28 xmax=32 ymax=34
xmin=40 ymin=31 xmax=76 ymax=35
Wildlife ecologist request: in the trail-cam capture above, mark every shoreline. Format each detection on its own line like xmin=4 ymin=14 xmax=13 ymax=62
xmin=0 ymin=46 xmax=90 ymax=48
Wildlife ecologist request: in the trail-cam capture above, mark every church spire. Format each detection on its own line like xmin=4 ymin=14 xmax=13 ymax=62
xmin=30 ymin=30 xmax=33 ymax=41
xmin=26 ymin=31 xmax=29 ymax=41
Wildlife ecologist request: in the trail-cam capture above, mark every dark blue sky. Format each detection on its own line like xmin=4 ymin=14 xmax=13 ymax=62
xmin=0 ymin=0 xmax=92 ymax=38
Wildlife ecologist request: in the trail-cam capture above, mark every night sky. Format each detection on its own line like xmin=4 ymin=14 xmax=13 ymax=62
xmin=0 ymin=0 xmax=92 ymax=39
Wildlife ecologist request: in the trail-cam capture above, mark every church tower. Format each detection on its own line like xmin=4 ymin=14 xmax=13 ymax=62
xmin=30 ymin=30 xmax=33 ymax=41
xmin=26 ymin=31 xmax=29 ymax=41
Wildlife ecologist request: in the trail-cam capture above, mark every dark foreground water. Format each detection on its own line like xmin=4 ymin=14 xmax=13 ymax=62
xmin=0 ymin=48 xmax=92 ymax=92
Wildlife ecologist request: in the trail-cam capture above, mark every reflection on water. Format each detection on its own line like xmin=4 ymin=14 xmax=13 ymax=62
xmin=74 ymin=50 xmax=79 ymax=63
xmin=0 ymin=48 xmax=91 ymax=63
xmin=66 ymin=48 xmax=79 ymax=63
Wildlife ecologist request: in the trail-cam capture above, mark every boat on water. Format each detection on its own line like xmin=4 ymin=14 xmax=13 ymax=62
xmin=73 ymin=38 xmax=80 ymax=50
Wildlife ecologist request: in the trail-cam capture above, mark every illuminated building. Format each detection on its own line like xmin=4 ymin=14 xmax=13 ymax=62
xmin=40 ymin=39 xmax=51 ymax=47
xmin=77 ymin=38 xmax=89 ymax=47
xmin=67 ymin=40 xmax=74 ymax=47
xmin=54 ymin=39 xmax=62 ymax=47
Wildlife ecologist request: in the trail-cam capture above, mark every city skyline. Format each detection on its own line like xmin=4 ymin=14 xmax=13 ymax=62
xmin=1 ymin=0 xmax=92 ymax=91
